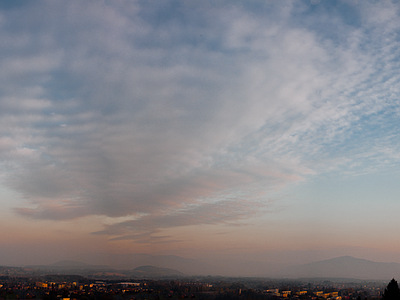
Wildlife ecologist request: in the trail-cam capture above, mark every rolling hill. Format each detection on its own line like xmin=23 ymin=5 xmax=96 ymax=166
xmin=281 ymin=255 xmax=400 ymax=280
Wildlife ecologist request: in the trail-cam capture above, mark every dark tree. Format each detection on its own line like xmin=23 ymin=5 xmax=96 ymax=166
xmin=383 ymin=279 xmax=400 ymax=300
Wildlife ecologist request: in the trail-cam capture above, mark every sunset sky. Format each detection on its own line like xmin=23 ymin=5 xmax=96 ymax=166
xmin=1 ymin=0 xmax=400 ymax=271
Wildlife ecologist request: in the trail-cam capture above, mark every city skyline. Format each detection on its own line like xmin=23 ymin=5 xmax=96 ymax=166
xmin=1 ymin=0 xmax=400 ymax=270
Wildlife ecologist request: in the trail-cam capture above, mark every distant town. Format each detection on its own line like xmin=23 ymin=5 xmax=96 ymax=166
xmin=0 ymin=265 xmax=389 ymax=300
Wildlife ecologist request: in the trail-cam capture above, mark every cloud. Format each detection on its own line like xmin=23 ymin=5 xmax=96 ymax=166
xmin=1 ymin=1 xmax=400 ymax=242
xmin=92 ymin=196 xmax=268 ymax=241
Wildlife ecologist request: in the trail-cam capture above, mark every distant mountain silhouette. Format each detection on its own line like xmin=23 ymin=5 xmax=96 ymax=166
xmin=129 ymin=265 xmax=185 ymax=277
xmin=27 ymin=260 xmax=112 ymax=271
xmin=73 ymin=253 xmax=210 ymax=275
xmin=30 ymin=254 xmax=400 ymax=278
xmin=281 ymin=255 xmax=400 ymax=280
xmin=50 ymin=260 xmax=91 ymax=267
xmin=23 ymin=260 xmax=184 ymax=278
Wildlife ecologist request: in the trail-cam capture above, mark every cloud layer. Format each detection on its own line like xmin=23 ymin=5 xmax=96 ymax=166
xmin=1 ymin=0 xmax=400 ymax=241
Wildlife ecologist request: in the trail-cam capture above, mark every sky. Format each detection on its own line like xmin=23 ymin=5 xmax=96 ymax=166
xmin=1 ymin=0 xmax=400 ymax=272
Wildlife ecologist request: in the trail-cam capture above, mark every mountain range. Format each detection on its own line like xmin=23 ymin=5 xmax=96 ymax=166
xmin=71 ymin=253 xmax=211 ymax=275
xmin=17 ymin=255 xmax=400 ymax=280
xmin=281 ymin=255 xmax=400 ymax=280
xmin=23 ymin=262 xmax=185 ymax=278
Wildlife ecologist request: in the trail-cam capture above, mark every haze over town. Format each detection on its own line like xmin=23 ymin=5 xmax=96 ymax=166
xmin=1 ymin=0 xmax=400 ymax=276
